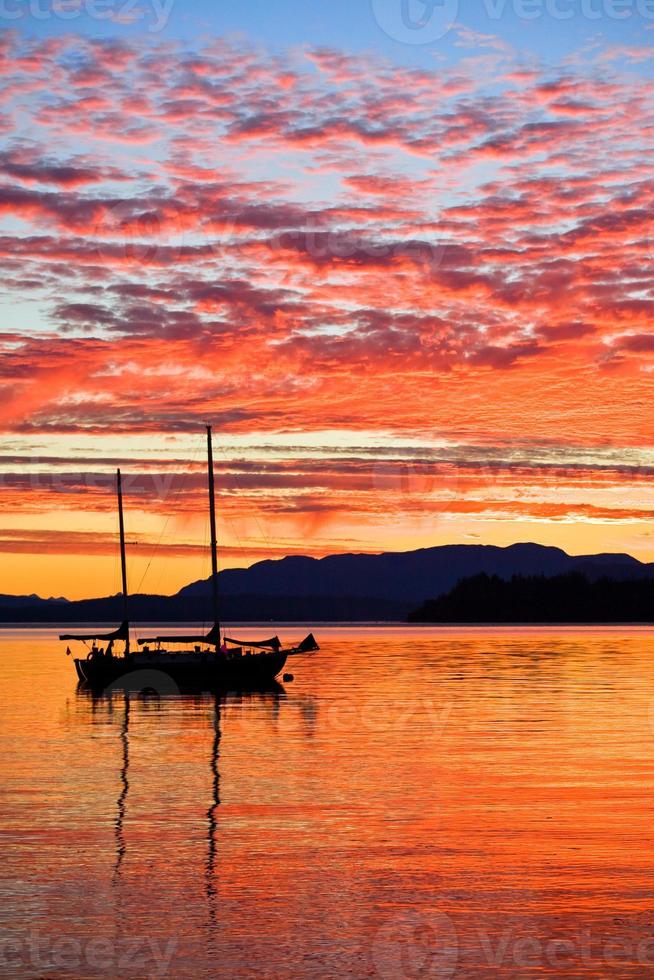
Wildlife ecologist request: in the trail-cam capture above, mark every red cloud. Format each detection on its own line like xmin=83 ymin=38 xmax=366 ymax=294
xmin=0 ymin=33 xmax=652 ymax=579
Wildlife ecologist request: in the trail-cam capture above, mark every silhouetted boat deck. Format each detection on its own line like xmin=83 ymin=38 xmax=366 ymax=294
xmin=61 ymin=427 xmax=318 ymax=690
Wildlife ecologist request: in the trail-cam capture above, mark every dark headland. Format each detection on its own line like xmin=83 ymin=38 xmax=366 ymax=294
xmin=3 ymin=542 xmax=654 ymax=624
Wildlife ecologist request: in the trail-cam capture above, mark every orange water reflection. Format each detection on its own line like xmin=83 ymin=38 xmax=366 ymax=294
xmin=2 ymin=626 xmax=654 ymax=977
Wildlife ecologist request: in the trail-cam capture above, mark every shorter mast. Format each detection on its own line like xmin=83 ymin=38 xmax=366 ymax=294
xmin=206 ymin=425 xmax=221 ymax=646
xmin=117 ymin=468 xmax=130 ymax=653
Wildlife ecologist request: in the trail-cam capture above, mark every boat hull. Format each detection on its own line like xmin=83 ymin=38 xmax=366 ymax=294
xmin=74 ymin=649 xmax=288 ymax=692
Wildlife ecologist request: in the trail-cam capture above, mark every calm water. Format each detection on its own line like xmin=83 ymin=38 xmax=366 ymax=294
xmin=3 ymin=626 xmax=654 ymax=978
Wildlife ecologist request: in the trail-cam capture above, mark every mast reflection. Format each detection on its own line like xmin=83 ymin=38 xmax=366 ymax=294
xmin=73 ymin=680 xmax=315 ymax=930
xmin=114 ymin=693 xmax=129 ymax=883
xmin=206 ymin=692 xmax=221 ymax=926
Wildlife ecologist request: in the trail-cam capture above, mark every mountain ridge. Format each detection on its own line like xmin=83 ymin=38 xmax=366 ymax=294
xmin=2 ymin=542 xmax=653 ymax=622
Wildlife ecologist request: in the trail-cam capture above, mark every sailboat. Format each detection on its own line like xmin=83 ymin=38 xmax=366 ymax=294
xmin=61 ymin=426 xmax=319 ymax=688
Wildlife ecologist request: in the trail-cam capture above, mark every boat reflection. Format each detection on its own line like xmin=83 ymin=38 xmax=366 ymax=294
xmin=73 ymin=680 xmax=314 ymax=927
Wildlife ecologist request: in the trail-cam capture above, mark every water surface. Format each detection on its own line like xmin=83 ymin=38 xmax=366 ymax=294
xmin=2 ymin=626 xmax=654 ymax=978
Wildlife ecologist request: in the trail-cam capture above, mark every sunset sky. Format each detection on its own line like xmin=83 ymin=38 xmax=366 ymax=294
xmin=0 ymin=2 xmax=653 ymax=599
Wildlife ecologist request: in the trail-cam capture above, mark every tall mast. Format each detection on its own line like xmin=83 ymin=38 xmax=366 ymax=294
xmin=206 ymin=425 xmax=220 ymax=641
xmin=116 ymin=468 xmax=130 ymax=652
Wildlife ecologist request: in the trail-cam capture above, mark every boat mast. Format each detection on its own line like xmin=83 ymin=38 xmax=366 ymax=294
xmin=206 ymin=425 xmax=220 ymax=644
xmin=116 ymin=468 xmax=130 ymax=653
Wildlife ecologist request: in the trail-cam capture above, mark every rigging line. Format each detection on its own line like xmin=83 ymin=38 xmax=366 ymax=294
xmin=200 ymin=509 xmax=210 ymax=635
xmin=110 ymin=471 xmax=121 ymax=598
xmin=244 ymin=463 xmax=274 ymax=558
xmin=200 ymin=442 xmax=245 ymax=636
xmin=214 ymin=446 xmax=261 ymax=573
xmin=253 ymin=508 xmax=274 ymax=560
xmin=207 ymin=446 xmax=244 ymax=592
xmin=133 ymin=432 xmax=205 ymax=596
xmin=225 ymin=444 xmax=275 ymax=563
xmin=112 ymin=527 xmax=120 ymax=600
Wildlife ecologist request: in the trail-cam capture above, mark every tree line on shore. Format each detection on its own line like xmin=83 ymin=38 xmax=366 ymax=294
xmin=408 ymin=572 xmax=654 ymax=623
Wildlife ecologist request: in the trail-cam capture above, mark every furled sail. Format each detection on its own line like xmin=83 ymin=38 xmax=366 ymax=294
xmin=137 ymin=632 xmax=283 ymax=650
xmin=137 ymin=634 xmax=210 ymax=646
xmin=60 ymin=620 xmax=129 ymax=643
xmin=223 ymin=635 xmax=282 ymax=651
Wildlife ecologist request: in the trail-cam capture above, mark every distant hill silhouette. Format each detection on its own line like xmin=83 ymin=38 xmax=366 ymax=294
xmin=2 ymin=542 xmax=654 ymax=623
xmin=409 ymin=572 xmax=654 ymax=623
xmin=0 ymin=593 xmax=69 ymax=608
